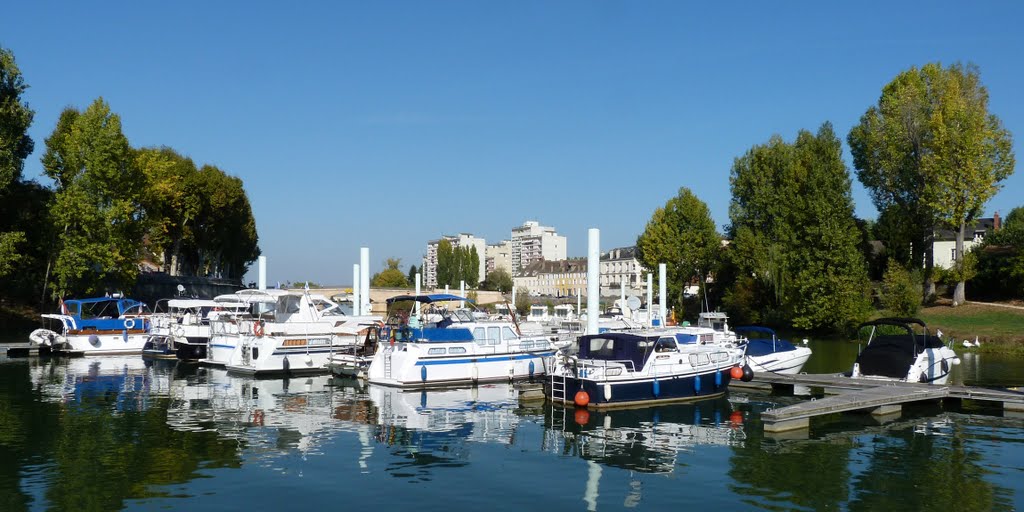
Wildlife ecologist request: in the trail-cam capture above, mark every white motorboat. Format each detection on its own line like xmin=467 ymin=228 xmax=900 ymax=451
xmin=547 ymin=330 xmax=747 ymax=409
xmin=366 ymin=294 xmax=558 ymax=388
xmin=29 ymin=296 xmax=151 ymax=355
xmin=849 ymin=317 xmax=960 ymax=384
xmin=143 ymin=297 xmax=249 ymax=360
xmin=733 ymin=326 xmax=813 ymax=375
xmin=205 ymin=289 xmax=382 ymax=376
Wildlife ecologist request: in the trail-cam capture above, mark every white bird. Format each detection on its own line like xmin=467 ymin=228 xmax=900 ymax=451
xmin=936 ymin=329 xmax=944 ymax=338
xmin=962 ymin=340 xmax=975 ymax=348
xmin=974 ymin=336 xmax=981 ymax=348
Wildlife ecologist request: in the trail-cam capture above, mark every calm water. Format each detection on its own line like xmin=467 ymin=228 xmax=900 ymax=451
xmin=1 ymin=335 xmax=1022 ymax=511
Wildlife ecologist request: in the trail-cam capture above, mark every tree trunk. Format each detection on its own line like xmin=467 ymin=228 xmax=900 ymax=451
xmin=169 ymin=237 xmax=182 ymax=276
xmin=953 ymin=220 xmax=966 ymax=306
xmin=922 ymin=226 xmax=936 ymax=303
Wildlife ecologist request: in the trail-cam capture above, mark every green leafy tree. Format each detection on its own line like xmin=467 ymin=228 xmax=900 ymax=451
xmin=407 ymin=264 xmax=418 ymax=285
xmin=514 ymin=287 xmax=531 ymax=316
xmin=465 ymin=246 xmax=480 ymax=286
xmin=0 ymin=46 xmax=36 ymax=280
xmin=880 ymin=259 xmax=921 ymax=316
xmin=41 ymin=99 xmax=146 ymax=296
xmin=372 ymin=258 xmax=410 ymax=288
xmin=917 ymin=63 xmax=1015 ymax=305
xmin=849 ymin=62 xmax=1016 ymax=305
xmin=136 ymin=147 xmax=201 ymax=275
xmin=636 ymin=187 xmax=720 ymax=314
xmin=482 ymin=267 xmax=513 ymax=292
xmin=436 ymin=239 xmax=453 ymax=288
xmin=971 ymin=206 xmax=1024 ymax=299
xmin=728 ymin=123 xmax=870 ymax=331
xmin=186 ymin=165 xmax=260 ymax=279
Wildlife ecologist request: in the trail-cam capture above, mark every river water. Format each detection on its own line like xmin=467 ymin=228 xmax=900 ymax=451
xmin=0 ymin=335 xmax=1021 ymax=511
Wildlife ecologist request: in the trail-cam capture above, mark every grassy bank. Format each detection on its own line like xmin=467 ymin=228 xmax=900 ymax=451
xmin=912 ymin=300 xmax=1024 ymax=351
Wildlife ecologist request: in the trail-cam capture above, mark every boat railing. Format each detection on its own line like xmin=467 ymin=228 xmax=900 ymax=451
xmin=574 ymin=359 xmax=636 ymax=377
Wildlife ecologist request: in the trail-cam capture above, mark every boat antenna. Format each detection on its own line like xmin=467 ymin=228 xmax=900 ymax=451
xmin=505 ymin=297 xmax=522 ymax=336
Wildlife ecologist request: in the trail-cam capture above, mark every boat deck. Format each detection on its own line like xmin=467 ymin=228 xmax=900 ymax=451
xmin=732 ymin=372 xmax=1024 ymax=432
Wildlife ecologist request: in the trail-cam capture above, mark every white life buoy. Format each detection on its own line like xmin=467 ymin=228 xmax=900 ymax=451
xmin=124 ymin=318 xmax=136 ymax=329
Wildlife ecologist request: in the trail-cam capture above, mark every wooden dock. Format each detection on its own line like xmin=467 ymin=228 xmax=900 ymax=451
xmin=2 ymin=343 xmax=49 ymax=357
xmin=732 ymin=372 xmax=1024 ymax=433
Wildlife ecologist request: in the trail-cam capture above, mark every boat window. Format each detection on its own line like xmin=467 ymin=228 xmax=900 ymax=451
xmin=448 ymin=346 xmax=467 ymax=354
xmin=501 ymin=327 xmax=518 ymax=341
xmin=654 ymin=337 xmax=677 ymax=352
xmin=428 ymin=348 xmax=446 ymax=355
xmin=588 ymin=338 xmax=615 ymax=358
xmin=700 ymin=334 xmax=714 ymax=344
xmin=712 ymin=351 xmax=730 ymax=362
xmin=64 ymin=302 xmax=80 ymax=317
xmin=487 ymin=326 xmax=501 ymax=345
xmin=535 ymin=341 xmax=550 ymax=350
xmin=473 ymin=327 xmax=486 ymax=342
xmin=277 ymin=296 xmax=302 ymax=314
xmin=455 ymin=309 xmax=474 ymax=322
xmin=688 ymin=353 xmax=711 ymax=366
xmin=519 ymin=341 xmax=534 ymax=350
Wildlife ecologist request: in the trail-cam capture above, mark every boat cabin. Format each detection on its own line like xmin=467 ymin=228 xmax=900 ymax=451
xmin=577 ymin=332 xmax=677 ymax=372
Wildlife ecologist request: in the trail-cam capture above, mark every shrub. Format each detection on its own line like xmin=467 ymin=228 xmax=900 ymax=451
xmin=880 ymin=259 xmax=921 ymax=316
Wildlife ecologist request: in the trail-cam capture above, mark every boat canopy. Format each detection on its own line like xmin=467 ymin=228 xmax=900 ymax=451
xmin=855 ymin=318 xmax=945 ymax=378
xmin=63 ymin=297 xmax=148 ymax=317
xmin=578 ymin=332 xmax=661 ymax=371
xmin=386 ymin=293 xmax=469 ymax=305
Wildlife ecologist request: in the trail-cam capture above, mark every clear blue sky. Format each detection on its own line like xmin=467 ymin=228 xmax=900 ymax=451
xmin=4 ymin=1 xmax=1022 ymax=285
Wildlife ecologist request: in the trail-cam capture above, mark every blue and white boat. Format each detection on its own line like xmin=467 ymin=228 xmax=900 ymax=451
xmin=546 ymin=330 xmax=746 ymax=409
xmin=30 ymin=296 xmax=151 ymax=355
xmin=734 ymin=326 xmax=812 ymax=375
xmin=366 ymin=294 xmax=558 ymax=388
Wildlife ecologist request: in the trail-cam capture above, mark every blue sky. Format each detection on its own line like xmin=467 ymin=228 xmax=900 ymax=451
xmin=4 ymin=1 xmax=1022 ymax=285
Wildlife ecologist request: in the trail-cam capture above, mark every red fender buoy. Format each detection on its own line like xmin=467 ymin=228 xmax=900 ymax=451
xmin=574 ymin=390 xmax=590 ymax=407
xmin=730 ymin=366 xmax=744 ymax=380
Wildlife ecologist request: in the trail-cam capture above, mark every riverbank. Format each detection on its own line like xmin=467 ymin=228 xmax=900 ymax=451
xmin=916 ymin=299 xmax=1024 ymax=352
xmin=0 ymin=300 xmax=38 ymax=341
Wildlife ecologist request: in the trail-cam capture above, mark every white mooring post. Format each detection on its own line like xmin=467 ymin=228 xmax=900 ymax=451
xmin=587 ymin=229 xmax=600 ymax=335
xmin=646 ymin=273 xmax=653 ymax=327
xmin=360 ymin=247 xmax=370 ymax=315
xmin=659 ymin=263 xmax=667 ymax=325
xmin=352 ymin=264 xmax=361 ymax=316
xmin=258 ymin=256 xmax=267 ymax=291
xmin=415 ymin=272 xmax=421 ymax=315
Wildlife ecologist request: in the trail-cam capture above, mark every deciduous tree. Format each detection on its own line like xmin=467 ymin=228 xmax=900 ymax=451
xmin=372 ymin=258 xmax=410 ymax=288
xmin=0 ymin=46 xmax=36 ymax=280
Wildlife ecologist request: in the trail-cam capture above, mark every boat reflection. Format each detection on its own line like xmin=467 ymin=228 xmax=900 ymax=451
xmin=29 ymin=356 xmax=176 ymax=410
xmin=543 ymin=397 xmax=746 ymax=474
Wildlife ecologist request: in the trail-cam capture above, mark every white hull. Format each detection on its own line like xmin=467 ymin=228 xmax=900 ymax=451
xmin=853 ymin=346 xmax=960 ymax=385
xmin=746 ymin=346 xmax=812 ymax=375
xmin=61 ymin=332 xmax=150 ymax=355
xmin=368 ymin=341 xmax=556 ymax=388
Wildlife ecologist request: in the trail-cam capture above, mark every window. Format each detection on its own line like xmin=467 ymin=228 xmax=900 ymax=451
xmin=588 ymin=338 xmax=615 ymax=357
xmin=427 ymin=348 xmax=446 ymax=355
xmin=473 ymin=327 xmax=486 ymax=342
xmin=501 ymin=327 xmax=517 ymax=340
xmin=487 ymin=326 xmax=501 ymax=345
xmin=951 ymin=248 xmax=957 ymax=262
xmin=654 ymin=337 xmax=677 ymax=352
xmin=448 ymin=347 xmax=467 ymax=354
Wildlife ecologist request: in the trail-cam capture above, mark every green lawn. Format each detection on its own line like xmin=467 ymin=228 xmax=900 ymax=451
xmin=913 ymin=302 xmax=1024 ymax=348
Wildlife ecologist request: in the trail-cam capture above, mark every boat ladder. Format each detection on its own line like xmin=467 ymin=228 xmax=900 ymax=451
xmin=384 ymin=349 xmax=392 ymax=380
xmin=550 ymin=373 xmax=567 ymax=403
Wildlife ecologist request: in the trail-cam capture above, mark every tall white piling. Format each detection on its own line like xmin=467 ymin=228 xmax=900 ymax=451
xmin=512 ymin=286 xmax=517 ymax=309
xmin=646 ymin=273 xmax=653 ymax=327
xmin=460 ymin=280 xmax=465 ymax=308
xmin=577 ymin=289 xmax=581 ymax=319
xmin=587 ymin=229 xmax=600 ymax=335
xmin=258 ymin=256 xmax=267 ymax=291
xmin=620 ymin=278 xmax=626 ymax=313
xmin=658 ymin=263 xmax=667 ymax=325
xmin=360 ymin=247 xmax=370 ymax=315
xmin=352 ymin=264 xmax=361 ymax=316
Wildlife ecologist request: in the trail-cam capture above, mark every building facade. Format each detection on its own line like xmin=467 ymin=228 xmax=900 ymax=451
xmin=511 ymin=246 xmax=647 ymax=298
xmin=510 ymin=220 xmax=566 ymax=274
xmin=485 ymin=240 xmax=513 ymax=276
xmin=423 ymin=233 xmax=487 ymax=287
xmin=933 ymin=215 xmax=1000 ymax=269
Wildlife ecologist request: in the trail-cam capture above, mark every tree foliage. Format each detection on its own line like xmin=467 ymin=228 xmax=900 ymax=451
xmin=136 ymin=147 xmax=201 ymax=275
xmin=407 ymin=264 xmax=418 ymax=286
xmin=636 ymin=187 xmax=720 ymax=314
xmin=727 ymin=122 xmax=870 ymax=331
xmin=481 ymin=267 xmax=513 ymax=292
xmin=435 ymin=239 xmax=480 ymax=288
xmin=880 ymin=259 xmax=921 ymax=316
xmin=42 ymin=99 xmax=146 ymax=296
xmin=0 ymin=46 xmax=38 ymax=282
xmin=971 ymin=206 xmax=1024 ymax=299
xmin=184 ymin=165 xmax=260 ymax=279
xmin=372 ymin=258 xmax=410 ymax=288
xmin=849 ymin=62 xmax=1015 ymax=304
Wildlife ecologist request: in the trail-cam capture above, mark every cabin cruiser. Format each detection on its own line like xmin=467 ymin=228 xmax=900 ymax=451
xmin=143 ymin=297 xmax=249 ymax=360
xmin=546 ymin=330 xmax=748 ymax=409
xmin=849 ymin=317 xmax=960 ymax=384
xmin=29 ymin=296 xmax=151 ymax=355
xmin=366 ymin=294 xmax=558 ymax=388
xmin=204 ymin=289 xmax=382 ymax=376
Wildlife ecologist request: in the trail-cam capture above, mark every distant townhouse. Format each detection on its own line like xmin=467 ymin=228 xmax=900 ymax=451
xmin=510 ymin=221 xmax=567 ymax=275
xmin=512 ymin=246 xmax=647 ymax=298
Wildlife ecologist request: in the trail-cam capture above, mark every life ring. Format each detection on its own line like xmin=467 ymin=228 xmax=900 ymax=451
xmin=124 ymin=318 xmax=136 ymax=329
xmin=253 ymin=321 xmax=265 ymax=337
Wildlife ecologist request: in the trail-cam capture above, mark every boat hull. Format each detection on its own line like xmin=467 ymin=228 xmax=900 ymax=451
xmin=746 ymin=347 xmax=812 ymax=375
xmin=551 ymin=369 xmax=734 ymax=409
xmin=60 ymin=331 xmax=150 ymax=355
xmin=368 ymin=343 xmax=556 ymax=389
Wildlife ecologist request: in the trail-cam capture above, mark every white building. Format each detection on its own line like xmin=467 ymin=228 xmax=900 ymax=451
xmin=485 ymin=240 xmax=513 ymax=276
xmin=512 ymin=246 xmax=647 ymax=299
xmin=932 ymin=215 xmax=999 ymax=269
xmin=510 ymin=221 xmax=566 ymax=274
xmin=423 ymin=233 xmax=487 ymax=287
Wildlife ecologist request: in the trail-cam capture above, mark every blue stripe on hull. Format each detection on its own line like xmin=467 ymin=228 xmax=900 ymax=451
xmin=564 ymin=370 xmax=733 ymax=407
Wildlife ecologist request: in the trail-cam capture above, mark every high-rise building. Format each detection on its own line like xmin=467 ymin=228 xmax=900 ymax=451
xmin=423 ymin=233 xmax=487 ymax=288
xmin=510 ymin=221 xmax=566 ymax=275
xmin=485 ymin=240 xmax=513 ymax=276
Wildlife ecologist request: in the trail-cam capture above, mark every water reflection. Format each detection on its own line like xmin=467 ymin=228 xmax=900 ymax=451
xmin=1 ymin=354 xmax=1022 ymax=511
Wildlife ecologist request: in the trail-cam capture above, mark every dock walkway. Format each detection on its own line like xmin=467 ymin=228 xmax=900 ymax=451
xmin=733 ymin=372 xmax=1024 ymax=432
